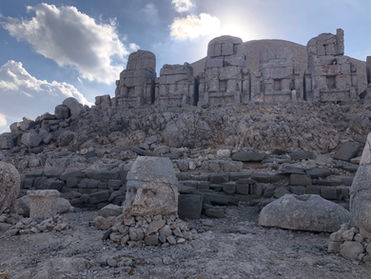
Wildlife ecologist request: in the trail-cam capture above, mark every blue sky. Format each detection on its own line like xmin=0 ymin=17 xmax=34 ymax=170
xmin=0 ymin=0 xmax=370 ymax=132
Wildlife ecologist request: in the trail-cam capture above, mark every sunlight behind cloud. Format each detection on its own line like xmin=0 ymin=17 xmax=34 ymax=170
xmin=170 ymin=13 xmax=221 ymax=40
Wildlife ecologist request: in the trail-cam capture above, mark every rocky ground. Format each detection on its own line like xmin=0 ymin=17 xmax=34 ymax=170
xmin=1 ymin=205 xmax=371 ymax=279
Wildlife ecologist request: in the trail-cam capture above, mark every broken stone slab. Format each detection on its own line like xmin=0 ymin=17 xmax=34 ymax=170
xmin=27 ymin=190 xmax=60 ymax=219
xmin=289 ymin=174 xmax=312 ymax=186
xmin=278 ymin=166 xmax=306 ymax=175
xmin=259 ymin=194 xmax=350 ymax=232
xmin=334 ymin=141 xmax=360 ymax=161
xmin=98 ymin=204 xmax=122 ymax=218
xmin=231 ymin=150 xmax=266 ymax=162
xmin=350 ymin=132 xmax=371 ymax=239
xmin=178 ymin=194 xmax=203 ymax=220
xmin=305 ymin=167 xmax=332 ymax=178
xmin=0 ymin=162 xmax=21 ymax=215
xmin=334 ymin=160 xmax=359 ymax=172
xmin=0 ymin=133 xmax=14 ymax=150
xmin=289 ymin=149 xmax=315 ymax=161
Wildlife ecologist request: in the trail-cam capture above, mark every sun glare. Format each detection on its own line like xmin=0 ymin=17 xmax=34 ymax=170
xmin=219 ymin=23 xmax=251 ymax=42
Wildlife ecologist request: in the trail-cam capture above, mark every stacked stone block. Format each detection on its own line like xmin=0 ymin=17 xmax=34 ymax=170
xmin=157 ymin=63 xmax=195 ymax=107
xmin=305 ymin=29 xmax=358 ymax=102
xmin=198 ymin=36 xmax=250 ymax=106
xmin=115 ymin=50 xmax=156 ymax=107
xmin=258 ymin=47 xmax=302 ymax=103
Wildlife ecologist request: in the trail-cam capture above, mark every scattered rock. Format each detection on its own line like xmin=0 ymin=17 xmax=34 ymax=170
xmin=98 ymin=204 xmax=122 ymax=218
xmin=334 ymin=142 xmax=360 ymax=161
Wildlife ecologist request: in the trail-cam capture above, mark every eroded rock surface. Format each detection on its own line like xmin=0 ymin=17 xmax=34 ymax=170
xmin=0 ymin=162 xmax=20 ymax=214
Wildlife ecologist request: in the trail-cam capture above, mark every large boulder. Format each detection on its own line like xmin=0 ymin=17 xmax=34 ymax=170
xmin=55 ymin=104 xmax=70 ymax=119
xmin=21 ymin=130 xmax=42 ymax=147
xmin=0 ymin=162 xmax=21 ymax=214
xmin=63 ymin=97 xmax=83 ymax=119
xmin=14 ymin=195 xmax=72 ymax=217
xmin=350 ymin=133 xmax=371 ymax=238
xmin=259 ymin=194 xmax=350 ymax=232
xmin=123 ymin=156 xmax=179 ymax=216
xmin=334 ymin=141 xmax=360 ymax=161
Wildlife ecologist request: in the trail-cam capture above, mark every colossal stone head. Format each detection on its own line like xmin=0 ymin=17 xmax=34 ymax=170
xmin=123 ymin=156 xmax=179 ymax=216
xmin=126 ymin=50 xmax=156 ymax=72
xmin=207 ymin=35 xmax=243 ymax=58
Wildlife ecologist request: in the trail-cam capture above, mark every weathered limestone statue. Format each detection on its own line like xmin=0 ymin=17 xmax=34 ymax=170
xmin=157 ymin=63 xmax=195 ymax=107
xmin=198 ymin=35 xmax=250 ymax=106
xmin=115 ymin=50 xmax=156 ymax=107
xmin=305 ymin=28 xmax=358 ymax=102
xmin=350 ymin=132 xmax=371 ymax=239
xmin=0 ymin=162 xmax=20 ymax=214
xmin=123 ymin=156 xmax=178 ymax=216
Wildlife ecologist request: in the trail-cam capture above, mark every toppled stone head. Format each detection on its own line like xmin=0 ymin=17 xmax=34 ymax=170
xmin=350 ymin=132 xmax=371 ymax=239
xmin=0 ymin=162 xmax=20 ymax=214
xmin=123 ymin=156 xmax=179 ymax=216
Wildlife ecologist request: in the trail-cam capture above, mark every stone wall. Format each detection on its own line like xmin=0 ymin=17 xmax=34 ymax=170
xmin=21 ymin=168 xmax=128 ymax=209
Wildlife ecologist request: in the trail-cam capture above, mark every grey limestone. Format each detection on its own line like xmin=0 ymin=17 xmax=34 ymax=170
xmin=27 ymin=189 xmax=60 ymax=219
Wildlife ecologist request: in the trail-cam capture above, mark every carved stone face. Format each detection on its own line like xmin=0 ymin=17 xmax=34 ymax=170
xmin=123 ymin=179 xmax=178 ymax=216
xmin=122 ymin=156 xmax=178 ymax=216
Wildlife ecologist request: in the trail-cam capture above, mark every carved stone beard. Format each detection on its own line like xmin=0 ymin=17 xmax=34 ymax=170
xmin=123 ymin=178 xmax=178 ymax=216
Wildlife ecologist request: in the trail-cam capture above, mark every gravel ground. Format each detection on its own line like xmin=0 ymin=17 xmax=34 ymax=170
xmin=1 ymin=205 xmax=371 ymax=279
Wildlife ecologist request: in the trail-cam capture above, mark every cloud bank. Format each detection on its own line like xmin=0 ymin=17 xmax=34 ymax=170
xmin=0 ymin=60 xmax=91 ymax=126
xmin=170 ymin=13 xmax=221 ymax=40
xmin=2 ymin=3 xmax=132 ymax=84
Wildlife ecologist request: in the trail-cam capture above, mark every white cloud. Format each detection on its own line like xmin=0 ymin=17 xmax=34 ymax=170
xmin=170 ymin=13 xmax=221 ymax=40
xmin=1 ymin=3 xmax=131 ymax=84
xmin=129 ymin=43 xmax=140 ymax=52
xmin=0 ymin=113 xmax=6 ymax=127
xmin=172 ymin=0 xmax=194 ymax=13
xmin=0 ymin=60 xmax=91 ymax=123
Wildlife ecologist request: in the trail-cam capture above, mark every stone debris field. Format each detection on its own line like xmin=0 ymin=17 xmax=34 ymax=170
xmin=1 ymin=29 xmax=371 ymax=278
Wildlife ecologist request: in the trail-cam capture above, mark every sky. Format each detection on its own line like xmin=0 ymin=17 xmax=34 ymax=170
xmin=0 ymin=0 xmax=371 ymax=133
